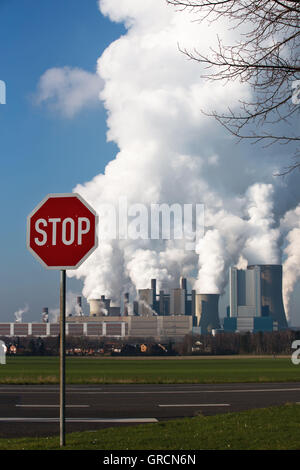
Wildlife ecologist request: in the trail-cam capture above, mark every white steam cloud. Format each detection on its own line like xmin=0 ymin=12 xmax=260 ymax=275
xmin=14 ymin=304 xmax=29 ymax=323
xmin=64 ymin=1 xmax=300 ymax=324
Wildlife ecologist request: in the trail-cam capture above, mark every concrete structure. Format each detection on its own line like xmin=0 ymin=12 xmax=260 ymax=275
xmin=0 ymin=315 xmax=193 ymax=340
xmin=225 ymin=264 xmax=287 ymax=333
xmin=248 ymin=264 xmax=288 ymax=329
xmin=137 ymin=278 xmax=195 ymax=319
xmin=229 ymin=266 xmax=262 ymax=319
xmin=88 ymin=297 xmax=111 ymax=317
xmin=195 ymin=294 xmax=220 ymax=334
xmin=170 ymin=289 xmax=186 ymax=315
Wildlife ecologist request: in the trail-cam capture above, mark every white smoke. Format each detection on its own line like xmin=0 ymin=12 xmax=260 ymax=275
xmin=49 ymin=308 xmax=59 ymax=323
xmin=137 ymin=300 xmax=158 ymax=317
xmin=280 ymin=204 xmax=300 ymax=322
xmin=65 ymin=1 xmax=300 ymax=324
xmin=14 ymin=304 xmax=29 ymax=323
xmin=74 ymin=302 xmax=84 ymax=317
xmin=49 ymin=291 xmax=83 ymax=321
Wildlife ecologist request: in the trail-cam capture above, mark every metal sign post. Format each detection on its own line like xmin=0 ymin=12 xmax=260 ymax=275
xmin=27 ymin=193 xmax=98 ymax=448
xmin=60 ymin=269 xmax=66 ymax=447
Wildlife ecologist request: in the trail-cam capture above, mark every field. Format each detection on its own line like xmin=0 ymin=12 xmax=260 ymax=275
xmin=0 ymin=356 xmax=299 ymax=451
xmin=0 ymin=404 xmax=299 ymax=450
xmin=0 ymin=355 xmax=297 ymax=384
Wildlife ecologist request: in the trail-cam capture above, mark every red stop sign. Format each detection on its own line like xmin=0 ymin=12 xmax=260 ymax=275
xmin=27 ymin=193 xmax=98 ymax=269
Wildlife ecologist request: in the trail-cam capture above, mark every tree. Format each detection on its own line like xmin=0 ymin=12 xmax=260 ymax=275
xmin=167 ymin=0 xmax=300 ymax=173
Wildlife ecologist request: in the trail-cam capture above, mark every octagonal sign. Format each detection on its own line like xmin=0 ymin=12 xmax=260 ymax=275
xmin=27 ymin=193 xmax=98 ymax=269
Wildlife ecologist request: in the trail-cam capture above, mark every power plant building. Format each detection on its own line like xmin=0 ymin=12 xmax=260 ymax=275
xmin=195 ymin=293 xmax=221 ymax=334
xmin=2 ymin=265 xmax=288 ymax=341
xmin=225 ymin=264 xmax=288 ymax=333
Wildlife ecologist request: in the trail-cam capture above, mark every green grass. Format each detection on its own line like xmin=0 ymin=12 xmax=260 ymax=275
xmin=0 ymin=404 xmax=300 ymax=450
xmin=0 ymin=356 xmax=298 ymax=384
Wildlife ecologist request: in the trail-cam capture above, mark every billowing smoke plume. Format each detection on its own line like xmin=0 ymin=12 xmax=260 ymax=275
xmin=49 ymin=291 xmax=83 ymax=321
xmin=280 ymin=205 xmax=300 ymax=322
xmin=49 ymin=308 xmax=59 ymax=323
xmin=14 ymin=304 xmax=29 ymax=323
xmin=67 ymin=1 xmax=300 ymax=324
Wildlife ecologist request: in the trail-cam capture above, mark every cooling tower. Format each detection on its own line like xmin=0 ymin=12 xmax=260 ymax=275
xmin=88 ymin=299 xmax=102 ymax=316
xmin=247 ymin=264 xmax=288 ymax=329
xmin=195 ymin=294 xmax=220 ymax=334
xmin=88 ymin=298 xmax=110 ymax=316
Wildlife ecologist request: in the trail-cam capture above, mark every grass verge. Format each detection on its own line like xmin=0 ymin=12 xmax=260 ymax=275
xmin=0 ymin=356 xmax=298 ymax=384
xmin=0 ymin=404 xmax=299 ymax=450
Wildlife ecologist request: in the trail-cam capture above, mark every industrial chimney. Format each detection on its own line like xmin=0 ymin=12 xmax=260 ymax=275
xmin=124 ymin=292 xmax=129 ymax=316
xmin=247 ymin=264 xmax=288 ymax=329
xmin=75 ymin=296 xmax=84 ymax=316
xmin=42 ymin=307 xmax=49 ymax=323
xmin=195 ymin=294 xmax=220 ymax=334
xmin=151 ymin=279 xmax=157 ymax=298
xmin=180 ymin=277 xmax=187 ymax=290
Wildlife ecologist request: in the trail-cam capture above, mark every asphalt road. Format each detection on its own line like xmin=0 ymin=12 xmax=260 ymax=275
xmin=0 ymin=382 xmax=300 ymax=438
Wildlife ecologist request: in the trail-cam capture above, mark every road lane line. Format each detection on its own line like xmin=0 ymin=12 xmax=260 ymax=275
xmin=15 ymin=405 xmax=90 ymax=408
xmin=158 ymin=404 xmax=230 ymax=407
xmin=0 ymin=387 xmax=300 ymax=395
xmin=0 ymin=417 xmax=158 ymax=423
xmin=65 ymin=388 xmax=300 ymax=394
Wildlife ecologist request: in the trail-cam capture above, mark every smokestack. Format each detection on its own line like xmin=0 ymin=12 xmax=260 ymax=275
xmin=151 ymin=279 xmax=157 ymax=298
xmin=180 ymin=277 xmax=187 ymax=290
xmin=191 ymin=290 xmax=196 ymax=316
xmin=42 ymin=307 xmax=49 ymax=323
xmin=247 ymin=264 xmax=288 ymax=329
xmin=159 ymin=290 xmax=164 ymax=315
xmin=195 ymin=294 xmax=220 ymax=334
xmin=75 ymin=296 xmax=84 ymax=316
xmin=124 ymin=292 xmax=129 ymax=316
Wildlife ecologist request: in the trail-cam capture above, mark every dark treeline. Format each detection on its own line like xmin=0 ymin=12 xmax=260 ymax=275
xmin=179 ymin=330 xmax=300 ymax=356
xmin=1 ymin=330 xmax=299 ymax=356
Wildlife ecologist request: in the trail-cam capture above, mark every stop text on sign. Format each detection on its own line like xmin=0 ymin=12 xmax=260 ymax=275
xmin=34 ymin=217 xmax=91 ymax=246
xmin=27 ymin=193 xmax=98 ymax=270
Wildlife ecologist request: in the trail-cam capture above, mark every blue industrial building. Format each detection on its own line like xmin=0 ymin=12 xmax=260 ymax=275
xmin=224 ymin=265 xmax=287 ymax=333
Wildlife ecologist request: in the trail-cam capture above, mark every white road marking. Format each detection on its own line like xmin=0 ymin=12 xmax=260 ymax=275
xmin=64 ymin=388 xmax=300 ymax=394
xmin=0 ymin=417 xmax=158 ymax=423
xmin=159 ymin=404 xmax=230 ymax=407
xmin=0 ymin=387 xmax=299 ymax=395
xmin=15 ymin=404 xmax=89 ymax=408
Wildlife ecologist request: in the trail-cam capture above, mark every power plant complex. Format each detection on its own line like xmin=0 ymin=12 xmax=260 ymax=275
xmin=1 ymin=264 xmax=288 ymax=341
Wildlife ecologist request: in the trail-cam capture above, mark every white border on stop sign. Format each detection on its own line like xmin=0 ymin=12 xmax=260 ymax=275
xmin=26 ymin=193 xmax=99 ymax=270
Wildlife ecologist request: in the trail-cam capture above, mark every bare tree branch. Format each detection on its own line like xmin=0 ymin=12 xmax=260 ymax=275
xmin=167 ymin=0 xmax=300 ymax=172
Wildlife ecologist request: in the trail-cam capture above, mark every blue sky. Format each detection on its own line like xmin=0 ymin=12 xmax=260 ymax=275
xmin=0 ymin=0 xmax=124 ymax=321
xmin=0 ymin=0 xmax=299 ymax=326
